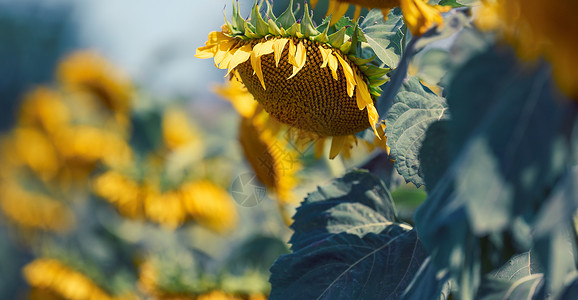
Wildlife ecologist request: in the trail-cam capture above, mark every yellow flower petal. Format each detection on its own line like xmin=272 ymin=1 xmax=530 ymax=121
xmin=381 ymin=8 xmax=392 ymax=20
xmin=251 ymin=51 xmax=266 ymax=89
xmin=335 ymin=53 xmax=356 ymax=97
xmin=366 ymin=103 xmax=380 ymax=137
xmin=400 ymin=0 xmax=446 ymax=36
xmin=353 ymin=5 xmax=362 ymax=21
xmin=208 ymin=31 xmax=230 ymax=45
xmin=318 ymin=46 xmax=331 ymax=68
xmin=214 ymin=40 xmax=236 ymax=67
xmin=213 ymin=78 xmax=257 ymax=118
xmin=329 ymin=135 xmax=347 ymax=159
xmin=217 ymin=48 xmax=235 ymax=70
xmin=327 ymin=52 xmax=339 ymax=80
xmin=195 ymin=31 xmax=231 ymax=59
xmin=355 ymin=77 xmax=373 ymax=110
xmin=329 ymin=2 xmax=350 ymax=26
xmin=195 ymin=45 xmax=217 ymax=59
xmin=226 ymin=44 xmax=252 ymax=75
xmin=253 ymin=39 xmax=275 ymax=57
xmin=273 ymin=38 xmax=289 ymax=67
xmin=288 ymin=41 xmax=307 ymax=79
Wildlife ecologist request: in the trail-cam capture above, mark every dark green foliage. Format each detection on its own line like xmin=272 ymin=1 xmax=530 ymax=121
xmin=360 ymin=8 xmax=404 ymax=68
xmin=385 ymin=77 xmax=448 ymax=187
xmin=415 ymin=39 xmax=578 ymax=298
xmin=269 ymin=171 xmax=429 ymax=299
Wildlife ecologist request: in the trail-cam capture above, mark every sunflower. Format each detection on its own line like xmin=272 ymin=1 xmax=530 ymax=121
xmin=197 ymin=1 xmax=390 ymax=158
xmin=475 ymin=0 xmax=578 ymax=100
xmin=93 ymin=170 xmax=143 ymax=219
xmin=0 ymin=178 xmax=74 ymax=231
xmin=214 ymin=80 xmax=300 ymax=205
xmin=57 ymin=51 xmax=134 ymax=127
xmin=93 ymin=167 xmax=238 ymax=232
xmin=180 ymin=180 xmax=238 ymax=233
xmin=23 ymin=258 xmax=116 ymax=300
xmin=18 ymin=87 xmax=70 ymax=135
xmin=315 ymin=0 xmax=450 ymax=36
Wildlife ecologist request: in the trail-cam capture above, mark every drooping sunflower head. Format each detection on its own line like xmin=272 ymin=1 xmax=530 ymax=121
xmin=197 ymin=0 xmax=390 ymax=140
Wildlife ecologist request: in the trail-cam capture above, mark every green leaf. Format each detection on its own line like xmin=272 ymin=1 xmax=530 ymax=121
xmin=400 ymin=257 xmax=452 ymax=300
xmin=226 ymin=235 xmax=289 ymax=275
xmin=477 ymin=252 xmax=544 ymax=299
xmin=360 ymin=8 xmax=404 ymax=68
xmin=277 ymin=0 xmax=296 ymax=29
xmin=250 ymin=1 xmax=269 ymax=37
xmin=419 ymin=120 xmax=450 ymax=190
xmin=300 ymin=3 xmax=319 ymax=37
xmin=269 ymin=170 xmax=429 ymax=299
xmin=385 ymin=77 xmax=448 ymax=187
xmin=436 ymin=0 xmax=478 ymax=8
xmin=289 ymin=170 xmax=397 ymax=251
xmin=411 ymin=48 xmax=450 ymax=89
xmin=415 ymin=37 xmax=578 ymax=299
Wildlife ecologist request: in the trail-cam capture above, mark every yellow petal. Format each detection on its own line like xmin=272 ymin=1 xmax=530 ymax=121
xmin=400 ymin=0 xmax=446 ymax=36
xmin=253 ymin=39 xmax=275 ymax=58
xmin=336 ymin=53 xmax=356 ymax=97
xmin=217 ymin=48 xmax=235 ymax=69
xmin=353 ymin=5 xmax=362 ymax=21
xmin=226 ymin=44 xmax=252 ymax=75
xmin=288 ymin=41 xmax=307 ymax=79
xmin=329 ymin=2 xmax=350 ymax=26
xmin=195 ymin=45 xmax=217 ymax=59
xmin=273 ymin=38 xmax=289 ymax=67
xmin=355 ymin=77 xmax=373 ymax=110
xmin=311 ymin=0 xmax=319 ymax=8
xmin=251 ymin=51 xmax=266 ymax=90
xmin=329 ymin=136 xmax=347 ymax=159
xmin=214 ymin=40 xmax=235 ymax=67
xmin=381 ymin=9 xmax=391 ymax=21
xmin=313 ymin=138 xmax=326 ymax=159
xmin=208 ymin=31 xmax=231 ymax=45
xmin=318 ymin=46 xmax=331 ymax=68
xmin=366 ymin=104 xmax=380 ymax=138
xmin=287 ymin=39 xmax=296 ymax=64
xmin=327 ymin=52 xmax=339 ymax=80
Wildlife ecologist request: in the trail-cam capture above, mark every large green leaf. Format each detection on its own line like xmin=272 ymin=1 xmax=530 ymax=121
xmin=269 ymin=170 xmax=430 ymax=299
xmin=288 ymin=170 xmax=397 ymax=250
xmin=360 ymin=8 xmax=404 ymax=68
xmin=400 ymin=257 xmax=451 ymax=300
xmin=415 ymin=35 xmax=578 ymax=298
xmin=385 ymin=77 xmax=448 ymax=187
xmin=477 ymin=252 xmax=544 ymax=300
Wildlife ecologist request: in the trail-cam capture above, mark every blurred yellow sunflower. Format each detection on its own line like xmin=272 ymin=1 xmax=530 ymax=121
xmin=18 ymin=87 xmax=70 ymax=135
xmin=475 ymin=0 xmax=578 ymax=100
xmin=23 ymin=258 xmax=116 ymax=300
xmin=94 ymin=169 xmax=237 ymax=233
xmin=180 ymin=180 xmax=238 ymax=233
xmin=0 ymin=178 xmax=74 ymax=232
xmin=315 ymin=0 xmax=450 ymax=36
xmin=57 ymin=51 xmax=134 ymax=127
xmin=197 ymin=1 xmax=391 ymax=158
xmin=93 ymin=170 xmax=143 ymax=219
xmin=215 ymin=80 xmax=300 ymax=205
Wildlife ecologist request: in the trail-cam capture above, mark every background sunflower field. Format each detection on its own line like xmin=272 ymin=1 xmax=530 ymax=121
xmin=1 ymin=0 xmax=577 ymax=299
